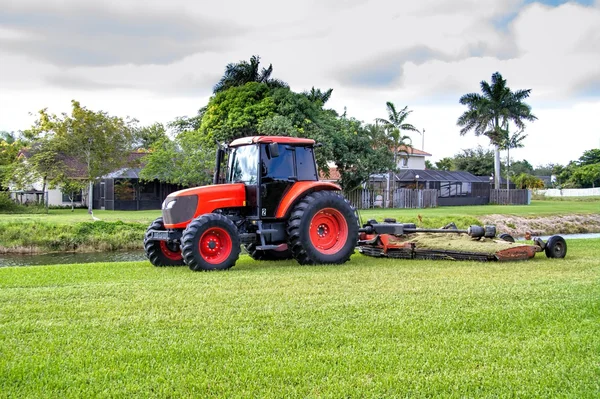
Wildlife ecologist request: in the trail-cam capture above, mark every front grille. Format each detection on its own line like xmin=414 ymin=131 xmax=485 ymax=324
xmin=163 ymin=195 xmax=198 ymax=225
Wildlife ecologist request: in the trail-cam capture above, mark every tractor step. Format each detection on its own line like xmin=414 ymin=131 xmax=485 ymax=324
xmin=257 ymin=229 xmax=278 ymax=234
xmin=256 ymin=245 xmax=283 ymax=250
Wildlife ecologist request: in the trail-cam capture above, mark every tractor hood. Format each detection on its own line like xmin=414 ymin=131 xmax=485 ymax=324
xmin=162 ymin=183 xmax=246 ymax=229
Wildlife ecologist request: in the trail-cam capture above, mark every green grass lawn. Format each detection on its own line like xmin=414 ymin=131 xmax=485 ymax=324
xmin=0 ymin=199 xmax=598 ymax=226
xmin=1 ymin=240 xmax=599 ymax=397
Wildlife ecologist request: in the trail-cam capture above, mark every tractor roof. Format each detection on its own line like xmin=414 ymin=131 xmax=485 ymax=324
xmin=229 ymin=136 xmax=315 ymax=147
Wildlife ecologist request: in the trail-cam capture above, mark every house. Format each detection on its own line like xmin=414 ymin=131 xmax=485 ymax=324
xmin=8 ymin=150 xmax=181 ymax=210
xmin=395 ymin=146 xmax=432 ymax=170
xmin=92 ymin=167 xmax=182 ymax=211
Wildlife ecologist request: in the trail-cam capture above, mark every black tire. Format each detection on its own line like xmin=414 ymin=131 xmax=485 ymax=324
xmin=181 ymin=213 xmax=241 ymax=271
xmin=245 ymin=243 xmax=293 ymax=261
xmin=287 ymin=191 xmax=358 ymax=265
xmin=545 ymin=235 xmax=567 ymax=258
xmin=499 ymin=233 xmax=515 ymax=243
xmin=144 ymin=217 xmax=185 ymax=267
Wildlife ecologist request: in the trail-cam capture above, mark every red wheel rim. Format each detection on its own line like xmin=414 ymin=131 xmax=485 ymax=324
xmin=159 ymin=241 xmax=183 ymax=261
xmin=309 ymin=208 xmax=348 ymax=255
xmin=199 ymin=227 xmax=232 ymax=264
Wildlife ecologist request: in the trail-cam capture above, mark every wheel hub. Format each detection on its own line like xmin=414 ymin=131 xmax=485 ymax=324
xmin=198 ymin=228 xmax=232 ymax=264
xmin=309 ymin=208 xmax=348 ymax=254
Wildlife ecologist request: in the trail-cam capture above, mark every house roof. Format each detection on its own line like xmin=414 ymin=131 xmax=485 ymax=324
xmin=396 ymin=146 xmax=432 ymax=157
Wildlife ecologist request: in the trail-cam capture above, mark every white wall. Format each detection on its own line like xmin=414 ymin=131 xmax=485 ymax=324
xmin=398 ymin=156 xmax=426 ymax=170
xmin=537 ymin=188 xmax=600 ymax=197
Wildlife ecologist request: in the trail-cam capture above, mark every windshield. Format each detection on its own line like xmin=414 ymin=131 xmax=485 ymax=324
xmin=227 ymin=144 xmax=259 ymax=184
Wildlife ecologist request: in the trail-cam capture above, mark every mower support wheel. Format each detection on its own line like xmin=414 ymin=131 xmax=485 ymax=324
xmin=181 ymin=213 xmax=241 ymax=271
xmin=287 ymin=191 xmax=358 ymax=265
xmin=245 ymin=243 xmax=293 ymax=261
xmin=545 ymin=235 xmax=567 ymax=258
xmin=499 ymin=233 xmax=515 ymax=243
xmin=144 ymin=217 xmax=185 ymax=267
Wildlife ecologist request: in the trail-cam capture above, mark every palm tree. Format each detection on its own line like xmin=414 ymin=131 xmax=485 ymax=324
xmin=213 ymin=55 xmax=289 ymax=93
xmin=457 ymin=72 xmax=537 ymax=189
xmin=303 ymin=87 xmax=334 ymax=106
xmin=376 ymin=102 xmax=420 ymax=206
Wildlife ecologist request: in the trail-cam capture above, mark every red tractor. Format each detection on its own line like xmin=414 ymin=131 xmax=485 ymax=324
xmin=144 ymin=136 xmax=358 ymax=271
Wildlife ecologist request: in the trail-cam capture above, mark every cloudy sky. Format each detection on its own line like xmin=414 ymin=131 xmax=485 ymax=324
xmin=1 ymin=0 xmax=599 ymax=166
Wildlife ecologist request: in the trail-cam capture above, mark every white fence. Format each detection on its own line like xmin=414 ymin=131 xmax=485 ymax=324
xmin=537 ymin=188 xmax=600 ymax=197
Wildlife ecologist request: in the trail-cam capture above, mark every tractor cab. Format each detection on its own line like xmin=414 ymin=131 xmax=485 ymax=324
xmin=220 ymin=136 xmax=319 ymax=219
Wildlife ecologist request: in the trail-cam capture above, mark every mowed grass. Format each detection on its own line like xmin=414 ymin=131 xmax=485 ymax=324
xmin=0 ymin=199 xmax=598 ymax=225
xmin=1 ymin=240 xmax=599 ymax=398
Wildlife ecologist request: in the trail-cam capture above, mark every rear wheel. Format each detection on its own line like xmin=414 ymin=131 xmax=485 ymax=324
xmin=181 ymin=213 xmax=241 ymax=271
xmin=545 ymin=235 xmax=567 ymax=258
xmin=287 ymin=191 xmax=358 ymax=265
xmin=245 ymin=243 xmax=292 ymax=261
xmin=144 ymin=217 xmax=184 ymax=267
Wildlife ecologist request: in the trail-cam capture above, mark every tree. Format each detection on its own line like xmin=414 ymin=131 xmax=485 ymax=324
xmin=453 ymin=146 xmax=497 ymax=176
xmin=435 ymin=157 xmax=454 ymax=171
xmin=168 ymin=107 xmax=206 ymax=135
xmin=140 ymin=131 xmax=214 ymax=187
xmin=425 ymin=160 xmax=435 ymax=169
xmin=511 ymin=160 xmax=534 ymax=176
xmin=577 ymin=149 xmax=600 ymax=166
xmin=570 ymin=163 xmax=600 ymax=188
xmin=201 ymin=82 xmax=277 ymax=144
xmin=0 ymin=132 xmax=24 ymax=190
xmin=213 ymin=55 xmax=288 ymax=93
xmin=134 ymin=123 xmax=168 ymax=150
xmin=512 ymin=173 xmax=545 ymax=189
xmin=25 ymin=101 xmax=136 ymax=212
xmin=376 ymin=102 xmax=419 ymax=205
xmin=457 ymin=72 xmax=537 ymax=189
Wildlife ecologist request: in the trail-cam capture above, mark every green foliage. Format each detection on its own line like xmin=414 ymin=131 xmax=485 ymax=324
xmin=213 ymin=55 xmax=288 ymax=93
xmin=134 ymin=122 xmax=168 ymax=150
xmin=569 ymin=163 xmax=600 ymax=188
xmin=425 ymin=160 xmax=435 ymax=169
xmin=0 ymin=133 xmax=25 ymax=190
xmin=435 ymin=157 xmax=454 ymax=171
xmin=0 ymin=220 xmax=146 ymax=252
xmin=331 ymin=117 xmax=394 ymax=190
xmin=578 ymin=148 xmax=600 ymax=166
xmin=15 ymin=101 xmax=137 ymax=199
xmin=140 ymin=130 xmax=214 ymax=187
xmin=512 ymin=173 xmax=545 ymax=189
xmin=511 ymin=160 xmax=534 ymax=176
xmin=453 ymin=146 xmax=498 ymax=176
xmin=201 ymin=82 xmax=277 ymax=143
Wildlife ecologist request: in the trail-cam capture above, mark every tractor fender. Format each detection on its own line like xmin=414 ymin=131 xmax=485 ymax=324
xmin=275 ymin=181 xmax=342 ymax=219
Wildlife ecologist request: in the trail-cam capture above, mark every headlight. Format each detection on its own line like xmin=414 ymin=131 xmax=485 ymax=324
xmin=162 ymin=199 xmax=177 ymax=209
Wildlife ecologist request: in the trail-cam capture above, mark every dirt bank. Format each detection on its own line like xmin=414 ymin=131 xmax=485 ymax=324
xmin=482 ymin=214 xmax=600 ymax=237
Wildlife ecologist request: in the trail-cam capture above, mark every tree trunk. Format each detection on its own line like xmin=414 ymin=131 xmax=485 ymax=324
xmin=494 ymin=145 xmax=501 ymax=190
xmin=507 ymin=147 xmax=510 ymax=205
xmin=71 ymin=195 xmax=74 ymax=212
xmin=88 ymin=181 xmax=93 ymax=214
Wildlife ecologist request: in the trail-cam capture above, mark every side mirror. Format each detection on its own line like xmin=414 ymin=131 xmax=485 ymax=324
xmin=268 ymin=142 xmax=280 ymax=158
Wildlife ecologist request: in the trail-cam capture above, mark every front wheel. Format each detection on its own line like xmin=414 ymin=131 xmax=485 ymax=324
xmin=181 ymin=213 xmax=241 ymax=271
xmin=287 ymin=191 xmax=358 ymax=265
xmin=144 ymin=217 xmax=185 ymax=267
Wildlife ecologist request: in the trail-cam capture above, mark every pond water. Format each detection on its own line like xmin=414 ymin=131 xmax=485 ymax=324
xmin=0 ymin=250 xmax=147 ymax=267
xmin=1 ymin=232 xmax=599 ymax=267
